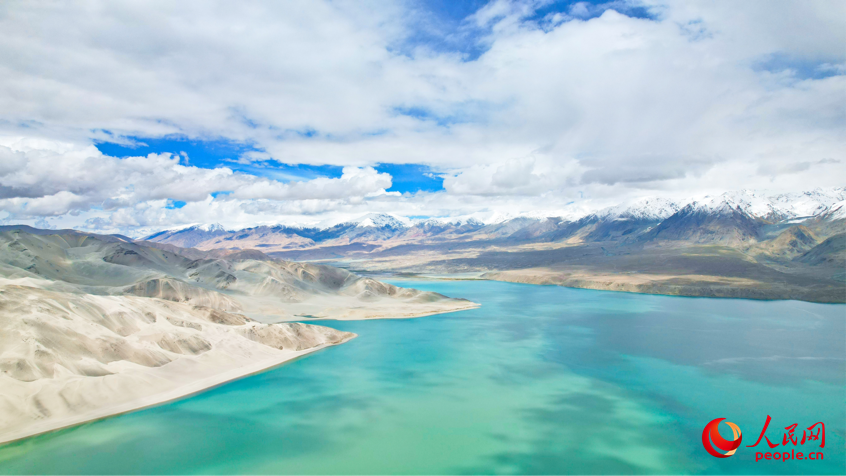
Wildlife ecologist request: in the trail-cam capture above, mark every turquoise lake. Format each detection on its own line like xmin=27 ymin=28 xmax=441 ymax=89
xmin=0 ymin=280 xmax=844 ymax=474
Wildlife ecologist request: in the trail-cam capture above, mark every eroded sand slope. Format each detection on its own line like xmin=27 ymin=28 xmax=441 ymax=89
xmin=0 ymin=229 xmax=477 ymax=443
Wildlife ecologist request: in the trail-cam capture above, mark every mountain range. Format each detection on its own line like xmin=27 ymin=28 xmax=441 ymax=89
xmin=1 ymin=188 xmax=843 ymax=442
xmin=144 ymin=188 xmax=846 ymax=252
xmin=142 ymin=188 xmax=846 ymax=303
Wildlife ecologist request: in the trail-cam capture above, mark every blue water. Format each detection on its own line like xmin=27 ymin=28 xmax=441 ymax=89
xmin=0 ymin=280 xmax=843 ymax=474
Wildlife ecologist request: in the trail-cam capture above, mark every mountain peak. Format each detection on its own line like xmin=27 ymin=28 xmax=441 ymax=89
xmin=347 ymin=213 xmax=409 ymax=229
xmin=195 ymin=223 xmax=226 ymax=232
xmin=820 ymin=200 xmax=846 ymax=221
xmin=594 ymin=197 xmax=681 ymax=221
xmin=139 ymin=187 xmax=846 ymax=246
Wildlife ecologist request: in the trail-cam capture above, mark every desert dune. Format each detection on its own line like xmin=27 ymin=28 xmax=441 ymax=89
xmin=0 ymin=228 xmax=478 ymax=443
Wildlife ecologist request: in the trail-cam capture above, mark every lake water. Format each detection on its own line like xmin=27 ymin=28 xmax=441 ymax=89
xmin=1 ymin=280 xmax=843 ymax=474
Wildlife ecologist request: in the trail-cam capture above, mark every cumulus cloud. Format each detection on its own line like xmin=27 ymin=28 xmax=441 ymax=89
xmin=0 ymin=138 xmax=391 ymax=218
xmin=443 ymin=156 xmax=582 ymax=196
xmin=0 ymin=0 xmax=843 ymax=233
xmin=231 ymin=167 xmax=391 ymax=201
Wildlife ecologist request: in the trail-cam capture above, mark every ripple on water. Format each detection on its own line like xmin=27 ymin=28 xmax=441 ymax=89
xmin=0 ymin=280 xmax=843 ymax=475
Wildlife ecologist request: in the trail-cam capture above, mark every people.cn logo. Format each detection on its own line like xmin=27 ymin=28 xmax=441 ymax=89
xmin=702 ymin=418 xmax=743 ymax=458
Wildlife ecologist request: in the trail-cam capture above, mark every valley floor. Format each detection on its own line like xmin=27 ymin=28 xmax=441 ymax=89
xmin=295 ymin=242 xmax=846 ymax=303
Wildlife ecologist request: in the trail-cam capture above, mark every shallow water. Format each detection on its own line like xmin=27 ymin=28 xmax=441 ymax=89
xmin=1 ymin=280 xmax=843 ymax=474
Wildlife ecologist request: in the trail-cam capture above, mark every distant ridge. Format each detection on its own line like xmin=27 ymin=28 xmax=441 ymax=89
xmin=0 ymin=224 xmax=135 ymax=243
xmin=140 ymin=187 xmax=846 ymax=253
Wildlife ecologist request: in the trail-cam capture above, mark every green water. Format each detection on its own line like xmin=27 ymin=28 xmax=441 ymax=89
xmin=1 ymin=280 xmax=843 ymax=474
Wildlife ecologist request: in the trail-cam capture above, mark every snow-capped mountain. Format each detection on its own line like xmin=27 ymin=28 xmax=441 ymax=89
xmin=697 ymin=190 xmax=784 ymax=220
xmin=197 ymin=223 xmax=227 ymax=233
xmin=143 ymin=223 xmax=230 ymax=248
xmin=592 ymin=197 xmax=682 ymax=221
xmin=415 ymin=216 xmax=486 ymax=227
xmin=687 ymin=188 xmax=846 ymax=222
xmin=344 ymin=213 xmax=409 ymax=229
xmin=768 ymin=188 xmax=846 ymax=218
xmin=818 ymin=200 xmax=846 ymax=221
xmin=645 ymin=197 xmax=763 ymax=245
xmin=142 ymin=187 xmax=845 ymax=251
xmin=410 ymin=206 xmax=589 ymax=228
xmin=417 ymin=211 xmax=526 ymax=227
xmin=147 ymin=223 xmax=228 ymax=235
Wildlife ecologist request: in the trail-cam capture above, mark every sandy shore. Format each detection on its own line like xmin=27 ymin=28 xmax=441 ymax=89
xmin=0 ymin=283 xmax=358 ymax=446
xmin=482 ymin=267 xmax=845 ymax=302
xmin=0 ymin=338 xmax=352 ymax=445
xmin=0 ymin=231 xmax=484 ymax=445
xmin=0 ymin=293 xmax=482 ymax=444
xmin=291 ymin=302 xmax=481 ymax=321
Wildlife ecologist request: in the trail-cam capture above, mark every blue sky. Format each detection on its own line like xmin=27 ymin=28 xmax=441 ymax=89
xmin=92 ymin=1 xmax=661 ymax=197
xmin=96 ymin=136 xmax=259 ymax=170
xmin=96 ymin=136 xmax=445 ymax=194
xmin=96 ymin=136 xmax=340 ymax=180
xmin=398 ymin=1 xmax=655 ymax=60
xmin=0 ymin=0 xmax=843 ymax=234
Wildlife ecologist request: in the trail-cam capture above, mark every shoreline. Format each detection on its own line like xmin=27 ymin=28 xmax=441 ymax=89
xmin=480 ymin=270 xmax=846 ymax=304
xmin=381 ymin=271 xmax=846 ymax=304
xmin=293 ymin=302 xmax=481 ymax=321
xmin=0 ymin=337 xmax=354 ymax=446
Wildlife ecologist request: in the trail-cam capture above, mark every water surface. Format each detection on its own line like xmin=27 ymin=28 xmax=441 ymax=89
xmin=1 ymin=280 xmax=843 ymax=474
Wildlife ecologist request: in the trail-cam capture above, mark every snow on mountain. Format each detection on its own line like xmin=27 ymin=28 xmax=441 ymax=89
xmin=768 ymin=188 xmax=846 ymax=218
xmin=585 ymin=188 xmax=846 ymax=224
xmin=593 ymin=197 xmax=682 ymax=221
xmin=644 ymin=192 xmax=770 ymax=245
xmin=675 ymin=197 xmax=749 ymax=220
xmin=419 ymin=209 xmax=578 ymax=227
xmin=196 ymin=223 xmax=227 ymax=232
xmin=411 ymin=212 xmax=513 ymax=227
xmin=345 ymin=213 xmax=410 ymax=229
xmin=719 ymin=190 xmax=783 ymax=219
xmin=465 ymin=211 xmax=522 ymax=225
xmin=820 ymin=200 xmax=846 ymax=221
xmin=683 ymin=188 xmax=846 ymax=222
xmin=415 ymin=216 xmax=485 ymax=227
xmin=142 ymin=187 xmax=845 ymax=244
xmin=142 ymin=222 xmax=231 ymax=248
xmin=151 ymin=223 xmax=228 ymax=235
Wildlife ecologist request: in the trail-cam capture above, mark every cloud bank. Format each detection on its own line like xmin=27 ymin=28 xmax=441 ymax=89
xmin=0 ymin=0 xmax=843 ymax=235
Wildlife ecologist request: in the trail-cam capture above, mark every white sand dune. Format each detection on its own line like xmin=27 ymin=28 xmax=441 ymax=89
xmin=0 ymin=228 xmax=478 ymax=443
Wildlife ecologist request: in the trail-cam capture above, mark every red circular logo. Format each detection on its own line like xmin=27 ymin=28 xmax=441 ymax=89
xmin=702 ymin=418 xmax=743 ymax=458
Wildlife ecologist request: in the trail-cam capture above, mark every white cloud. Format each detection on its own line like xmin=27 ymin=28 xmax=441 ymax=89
xmin=0 ymin=138 xmax=391 ymax=218
xmin=443 ymin=156 xmax=582 ymax=195
xmin=231 ymin=167 xmax=391 ymax=201
xmin=0 ymin=0 xmax=843 ymax=233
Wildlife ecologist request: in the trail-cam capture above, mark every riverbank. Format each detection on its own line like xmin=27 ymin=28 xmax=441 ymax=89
xmin=0 ymin=335 xmax=355 ymax=445
xmin=481 ymin=267 xmax=845 ymax=303
xmin=0 ymin=334 xmax=356 ymax=444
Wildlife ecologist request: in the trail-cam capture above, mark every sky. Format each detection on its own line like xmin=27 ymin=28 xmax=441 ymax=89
xmin=0 ymin=0 xmax=844 ymax=236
